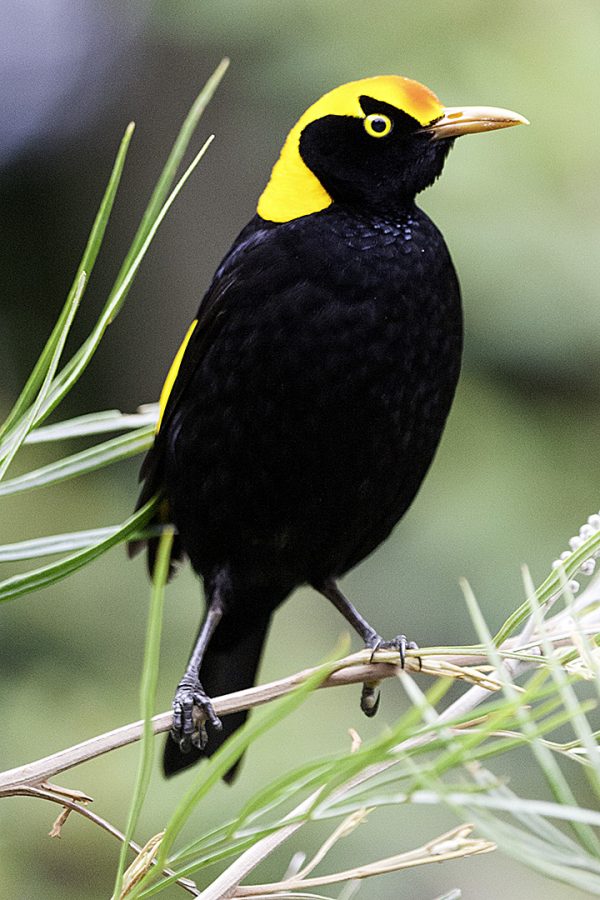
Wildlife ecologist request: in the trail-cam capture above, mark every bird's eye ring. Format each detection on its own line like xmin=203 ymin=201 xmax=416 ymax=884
xmin=363 ymin=113 xmax=393 ymax=138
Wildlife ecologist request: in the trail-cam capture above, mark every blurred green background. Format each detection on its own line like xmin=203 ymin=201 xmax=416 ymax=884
xmin=1 ymin=0 xmax=600 ymax=896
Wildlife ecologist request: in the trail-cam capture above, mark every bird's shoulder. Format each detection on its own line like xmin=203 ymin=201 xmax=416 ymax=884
xmin=208 ymin=204 xmax=456 ymax=305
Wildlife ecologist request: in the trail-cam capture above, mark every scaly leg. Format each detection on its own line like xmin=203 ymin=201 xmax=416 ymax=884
xmin=170 ymin=570 xmax=229 ymax=752
xmin=317 ymin=578 xmax=418 ymax=717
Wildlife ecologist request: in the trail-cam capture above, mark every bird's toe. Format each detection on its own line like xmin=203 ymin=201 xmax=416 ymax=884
xmin=170 ymin=677 xmax=222 ymax=752
xmin=378 ymin=634 xmax=421 ymax=669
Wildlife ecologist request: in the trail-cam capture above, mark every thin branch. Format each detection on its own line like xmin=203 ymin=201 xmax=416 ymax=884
xmin=3 ymin=597 xmax=598 ymax=795
xmin=4 ymin=784 xmax=198 ymax=894
xmin=287 ymin=810 xmax=368 ymax=882
xmin=288 ymin=600 xmax=600 ymax=837
xmin=233 ymin=824 xmax=495 ymax=895
xmin=161 ymin=607 xmax=598 ymax=899
xmin=198 ymin=791 xmax=323 ymax=900
xmin=0 ymin=647 xmax=501 ymax=900
xmin=0 ymin=648 xmax=498 ymax=793
xmin=1 ymin=593 xmax=596 ymax=899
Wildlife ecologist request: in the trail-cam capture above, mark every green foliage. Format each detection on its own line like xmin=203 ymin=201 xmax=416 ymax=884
xmin=113 ymin=527 xmax=174 ymax=899
xmin=0 ymin=120 xmax=133 ymax=445
xmin=119 ymin=598 xmax=600 ymax=898
xmin=0 ymin=59 xmax=228 ymax=607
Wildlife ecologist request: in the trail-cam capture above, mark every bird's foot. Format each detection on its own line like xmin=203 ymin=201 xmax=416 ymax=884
xmin=171 ymin=675 xmax=222 ymax=753
xmin=368 ymin=634 xmax=420 ymax=669
xmin=360 ymin=634 xmax=421 ymax=718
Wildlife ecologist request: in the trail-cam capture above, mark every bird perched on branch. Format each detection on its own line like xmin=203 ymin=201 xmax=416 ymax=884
xmin=130 ymin=75 xmax=527 ymax=779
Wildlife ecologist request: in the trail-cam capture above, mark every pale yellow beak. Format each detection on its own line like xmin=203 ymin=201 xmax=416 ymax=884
xmin=425 ymin=105 xmax=529 ymax=140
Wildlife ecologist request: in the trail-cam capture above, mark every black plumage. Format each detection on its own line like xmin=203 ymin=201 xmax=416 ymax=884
xmin=130 ymin=76 xmax=525 ymax=778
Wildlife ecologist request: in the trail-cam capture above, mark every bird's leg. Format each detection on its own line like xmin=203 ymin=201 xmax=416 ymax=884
xmin=318 ymin=578 xmax=379 ymax=645
xmin=317 ymin=578 xmax=419 ymax=718
xmin=171 ymin=572 xmax=229 ymax=753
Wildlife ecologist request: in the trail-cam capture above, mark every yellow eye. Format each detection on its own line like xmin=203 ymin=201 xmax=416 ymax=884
xmin=363 ymin=113 xmax=393 ymax=138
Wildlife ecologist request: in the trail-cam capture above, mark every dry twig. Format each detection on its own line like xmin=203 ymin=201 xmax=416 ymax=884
xmin=0 ymin=647 xmax=500 ymax=794
xmin=3 ymin=591 xmax=599 ymax=899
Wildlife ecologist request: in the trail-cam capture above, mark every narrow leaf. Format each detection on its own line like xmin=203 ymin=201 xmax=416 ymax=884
xmin=0 ymin=122 xmax=135 ymax=443
xmin=113 ymin=529 xmax=173 ymax=899
xmin=32 ymin=134 xmax=214 ymax=429
xmin=0 ymin=427 xmax=154 ymax=497
xmin=137 ymin=655 xmax=343 ymax=897
xmin=0 ymin=498 xmax=158 ymax=604
xmin=0 ymin=271 xmax=85 ymax=480
xmin=0 ymin=527 xmax=120 ymax=562
xmin=35 ymin=59 xmax=229 ymax=428
xmin=26 ymin=408 xmax=158 ymax=443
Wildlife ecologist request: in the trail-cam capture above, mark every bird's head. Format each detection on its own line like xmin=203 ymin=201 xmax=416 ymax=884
xmin=257 ymin=75 xmax=528 ymax=222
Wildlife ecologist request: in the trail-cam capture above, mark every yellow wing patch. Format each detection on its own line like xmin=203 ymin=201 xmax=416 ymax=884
xmin=156 ymin=319 xmax=198 ymax=433
xmin=257 ymin=75 xmax=444 ymax=224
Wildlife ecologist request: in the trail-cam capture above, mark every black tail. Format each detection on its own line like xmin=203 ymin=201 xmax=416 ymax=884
xmin=163 ymin=613 xmax=271 ymax=782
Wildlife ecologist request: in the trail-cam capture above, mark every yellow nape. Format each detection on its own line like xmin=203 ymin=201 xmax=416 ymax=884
xmin=257 ymin=75 xmax=444 ymax=224
xmin=156 ymin=319 xmax=198 ymax=432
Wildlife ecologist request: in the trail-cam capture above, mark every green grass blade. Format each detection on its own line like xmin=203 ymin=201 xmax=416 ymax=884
xmin=0 ymin=527 xmax=120 ymax=562
xmin=214 ymin=681 xmax=450 ymax=850
xmin=32 ymin=134 xmax=215 ymax=429
xmin=524 ymin=570 xmax=600 ymax=803
xmin=115 ymin=57 xmax=229 ymax=284
xmin=0 ymin=122 xmax=135 ymax=443
xmin=395 ymin=671 xmax=584 ymax=855
xmin=26 ymin=408 xmax=158 ymax=443
xmin=437 ymin=790 xmax=600 ymax=834
xmin=0 ymin=497 xmax=158 ymax=604
xmin=0 ymin=524 xmax=162 ymax=563
xmin=463 ymin=810 xmax=600 ymax=896
xmin=0 ymin=426 xmax=154 ymax=497
xmin=112 ymin=528 xmax=173 ymax=900
xmin=462 ymin=578 xmax=600 ymax=857
xmin=36 ymin=59 xmax=228 ymax=428
xmin=0 ymin=271 xmax=86 ymax=480
xmin=493 ymin=529 xmax=600 ymax=645
xmin=137 ymin=835 xmax=270 ymax=898
xmin=135 ymin=654 xmax=342 ymax=897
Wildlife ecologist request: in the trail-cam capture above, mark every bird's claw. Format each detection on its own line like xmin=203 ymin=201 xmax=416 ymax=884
xmin=368 ymin=634 xmax=421 ymax=669
xmin=359 ymin=634 xmax=421 ymax=719
xmin=171 ymin=676 xmax=222 ymax=752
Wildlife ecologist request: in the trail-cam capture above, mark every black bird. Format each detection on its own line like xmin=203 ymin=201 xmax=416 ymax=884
xmin=130 ymin=75 xmax=527 ymax=778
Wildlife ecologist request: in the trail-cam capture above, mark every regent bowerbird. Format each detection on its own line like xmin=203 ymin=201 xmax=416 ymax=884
xmin=129 ymin=74 xmax=527 ymax=778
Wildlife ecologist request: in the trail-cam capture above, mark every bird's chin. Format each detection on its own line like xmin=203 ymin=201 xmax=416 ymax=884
xmin=409 ymin=136 xmax=455 ymax=195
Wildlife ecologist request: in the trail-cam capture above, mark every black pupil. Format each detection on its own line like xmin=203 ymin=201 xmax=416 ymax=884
xmin=372 ymin=117 xmax=387 ymax=132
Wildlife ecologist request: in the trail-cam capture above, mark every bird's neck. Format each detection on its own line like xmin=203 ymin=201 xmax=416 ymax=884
xmin=335 ymin=197 xmax=419 ymax=226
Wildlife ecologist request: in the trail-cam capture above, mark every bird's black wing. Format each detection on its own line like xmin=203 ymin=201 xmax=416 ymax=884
xmin=128 ymin=217 xmax=267 ymax=575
